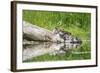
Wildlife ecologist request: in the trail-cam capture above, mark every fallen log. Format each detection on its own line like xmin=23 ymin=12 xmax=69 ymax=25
xmin=23 ymin=21 xmax=64 ymax=42
xmin=23 ymin=21 xmax=82 ymax=43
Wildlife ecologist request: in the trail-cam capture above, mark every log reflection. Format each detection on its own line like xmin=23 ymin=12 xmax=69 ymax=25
xmin=23 ymin=41 xmax=81 ymax=61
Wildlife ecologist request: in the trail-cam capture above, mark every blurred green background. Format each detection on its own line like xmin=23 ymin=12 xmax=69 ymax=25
xmin=23 ymin=10 xmax=91 ymax=62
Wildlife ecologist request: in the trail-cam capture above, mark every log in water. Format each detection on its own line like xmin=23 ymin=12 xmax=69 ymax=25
xmin=23 ymin=21 xmax=82 ymax=43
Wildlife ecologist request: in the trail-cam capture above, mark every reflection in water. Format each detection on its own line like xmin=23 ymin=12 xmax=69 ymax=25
xmin=23 ymin=41 xmax=81 ymax=61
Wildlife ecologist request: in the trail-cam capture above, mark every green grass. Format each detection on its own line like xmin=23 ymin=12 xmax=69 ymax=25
xmin=23 ymin=10 xmax=91 ymax=62
xmin=23 ymin=10 xmax=91 ymax=40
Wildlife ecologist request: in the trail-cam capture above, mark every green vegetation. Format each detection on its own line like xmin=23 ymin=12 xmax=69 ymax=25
xmin=23 ymin=10 xmax=91 ymax=62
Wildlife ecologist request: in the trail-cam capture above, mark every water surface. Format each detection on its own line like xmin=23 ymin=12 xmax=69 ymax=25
xmin=23 ymin=41 xmax=91 ymax=62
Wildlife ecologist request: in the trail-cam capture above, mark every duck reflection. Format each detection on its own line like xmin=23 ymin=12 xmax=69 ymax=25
xmin=23 ymin=41 xmax=81 ymax=61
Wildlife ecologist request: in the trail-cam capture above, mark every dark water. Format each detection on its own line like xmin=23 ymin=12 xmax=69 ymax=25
xmin=23 ymin=41 xmax=91 ymax=62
